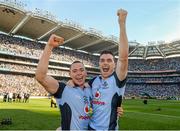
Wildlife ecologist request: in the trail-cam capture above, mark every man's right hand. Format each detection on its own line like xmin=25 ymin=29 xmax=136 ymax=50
xmin=117 ymin=106 xmax=124 ymax=117
xmin=35 ymin=34 xmax=64 ymax=94
xmin=48 ymin=34 xmax=64 ymax=48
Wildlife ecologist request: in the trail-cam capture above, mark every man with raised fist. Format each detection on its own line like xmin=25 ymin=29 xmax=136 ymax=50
xmin=88 ymin=9 xmax=129 ymax=130
xmin=35 ymin=34 xmax=92 ymax=130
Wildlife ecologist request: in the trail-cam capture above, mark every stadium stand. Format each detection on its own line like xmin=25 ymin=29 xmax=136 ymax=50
xmin=0 ymin=0 xmax=180 ymax=100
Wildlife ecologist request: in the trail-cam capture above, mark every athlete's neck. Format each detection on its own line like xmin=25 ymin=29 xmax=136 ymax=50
xmin=73 ymin=82 xmax=85 ymax=89
xmin=79 ymin=84 xmax=85 ymax=89
xmin=101 ymin=72 xmax=114 ymax=80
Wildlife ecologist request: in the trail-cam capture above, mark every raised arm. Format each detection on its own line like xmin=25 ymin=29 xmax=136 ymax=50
xmin=35 ymin=34 xmax=64 ymax=94
xmin=116 ymin=9 xmax=129 ymax=81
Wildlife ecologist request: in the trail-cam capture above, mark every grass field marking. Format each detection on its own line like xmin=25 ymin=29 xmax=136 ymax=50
xmin=127 ymin=111 xmax=180 ymax=119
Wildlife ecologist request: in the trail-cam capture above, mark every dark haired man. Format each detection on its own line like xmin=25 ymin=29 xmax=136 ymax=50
xmin=88 ymin=9 xmax=129 ymax=130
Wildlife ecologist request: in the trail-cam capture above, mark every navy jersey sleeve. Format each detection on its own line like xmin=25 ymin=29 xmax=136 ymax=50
xmin=53 ymin=82 xmax=66 ymax=98
xmin=113 ymin=72 xmax=127 ymax=88
xmin=88 ymin=77 xmax=96 ymax=87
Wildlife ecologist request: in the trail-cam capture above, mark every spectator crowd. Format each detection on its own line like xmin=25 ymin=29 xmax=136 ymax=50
xmin=0 ymin=33 xmax=180 ymax=99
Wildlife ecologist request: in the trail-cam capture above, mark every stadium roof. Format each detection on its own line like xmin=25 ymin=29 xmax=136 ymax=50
xmin=0 ymin=0 xmax=180 ymax=59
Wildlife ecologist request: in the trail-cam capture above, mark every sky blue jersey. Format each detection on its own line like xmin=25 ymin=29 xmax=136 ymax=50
xmin=88 ymin=72 xmax=127 ymax=130
xmin=54 ymin=82 xmax=92 ymax=130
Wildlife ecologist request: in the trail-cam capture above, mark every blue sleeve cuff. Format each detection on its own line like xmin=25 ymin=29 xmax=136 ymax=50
xmin=88 ymin=77 xmax=96 ymax=87
xmin=113 ymin=72 xmax=127 ymax=88
xmin=53 ymin=82 xmax=66 ymax=98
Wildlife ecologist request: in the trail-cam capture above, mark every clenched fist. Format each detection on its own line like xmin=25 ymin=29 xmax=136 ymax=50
xmin=117 ymin=9 xmax=128 ymax=24
xmin=48 ymin=34 xmax=64 ymax=48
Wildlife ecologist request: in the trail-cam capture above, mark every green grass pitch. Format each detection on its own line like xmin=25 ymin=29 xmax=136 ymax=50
xmin=0 ymin=98 xmax=180 ymax=130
